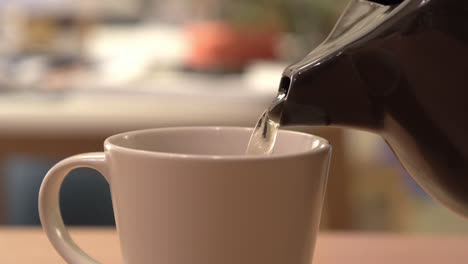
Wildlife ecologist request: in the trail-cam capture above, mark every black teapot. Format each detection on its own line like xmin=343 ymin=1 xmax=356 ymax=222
xmin=279 ymin=0 xmax=468 ymax=216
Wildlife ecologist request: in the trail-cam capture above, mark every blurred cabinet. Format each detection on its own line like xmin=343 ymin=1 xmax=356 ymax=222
xmin=343 ymin=130 xmax=468 ymax=233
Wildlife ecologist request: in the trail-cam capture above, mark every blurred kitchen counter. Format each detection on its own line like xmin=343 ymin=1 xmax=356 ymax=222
xmin=1 ymin=228 xmax=467 ymax=264
xmin=0 ymin=73 xmax=273 ymax=222
xmin=0 ymin=72 xmax=352 ymax=229
xmin=0 ymin=79 xmax=276 ymax=136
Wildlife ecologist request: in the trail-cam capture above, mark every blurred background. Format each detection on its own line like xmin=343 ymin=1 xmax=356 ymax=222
xmin=0 ymin=0 xmax=467 ymax=233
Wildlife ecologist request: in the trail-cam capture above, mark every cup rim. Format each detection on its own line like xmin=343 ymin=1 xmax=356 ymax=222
xmin=104 ymin=126 xmax=330 ymax=161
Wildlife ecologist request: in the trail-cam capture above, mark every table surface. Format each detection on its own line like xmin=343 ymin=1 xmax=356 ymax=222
xmin=0 ymin=228 xmax=466 ymax=264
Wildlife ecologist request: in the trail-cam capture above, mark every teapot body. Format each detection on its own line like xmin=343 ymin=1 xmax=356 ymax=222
xmin=280 ymin=0 xmax=468 ymax=216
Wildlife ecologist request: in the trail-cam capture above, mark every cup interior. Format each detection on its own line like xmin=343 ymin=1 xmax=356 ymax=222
xmin=106 ymin=127 xmax=329 ymax=158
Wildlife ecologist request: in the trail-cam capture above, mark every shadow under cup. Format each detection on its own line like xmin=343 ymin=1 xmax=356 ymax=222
xmin=40 ymin=127 xmax=331 ymax=264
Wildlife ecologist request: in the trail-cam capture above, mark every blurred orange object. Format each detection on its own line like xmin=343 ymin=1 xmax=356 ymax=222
xmin=185 ymin=21 xmax=278 ymax=72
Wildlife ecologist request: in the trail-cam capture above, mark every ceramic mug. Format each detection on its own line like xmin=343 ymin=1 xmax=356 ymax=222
xmin=39 ymin=127 xmax=331 ymax=264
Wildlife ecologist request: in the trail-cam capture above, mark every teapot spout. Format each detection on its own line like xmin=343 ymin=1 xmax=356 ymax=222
xmin=279 ymin=53 xmax=379 ymax=130
xmin=279 ymin=0 xmax=411 ymax=130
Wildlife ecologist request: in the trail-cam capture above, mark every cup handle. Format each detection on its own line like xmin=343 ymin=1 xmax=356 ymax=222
xmin=39 ymin=152 xmax=109 ymax=264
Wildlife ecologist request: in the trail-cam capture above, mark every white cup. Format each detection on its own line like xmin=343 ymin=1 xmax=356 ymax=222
xmin=39 ymin=126 xmax=331 ymax=264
